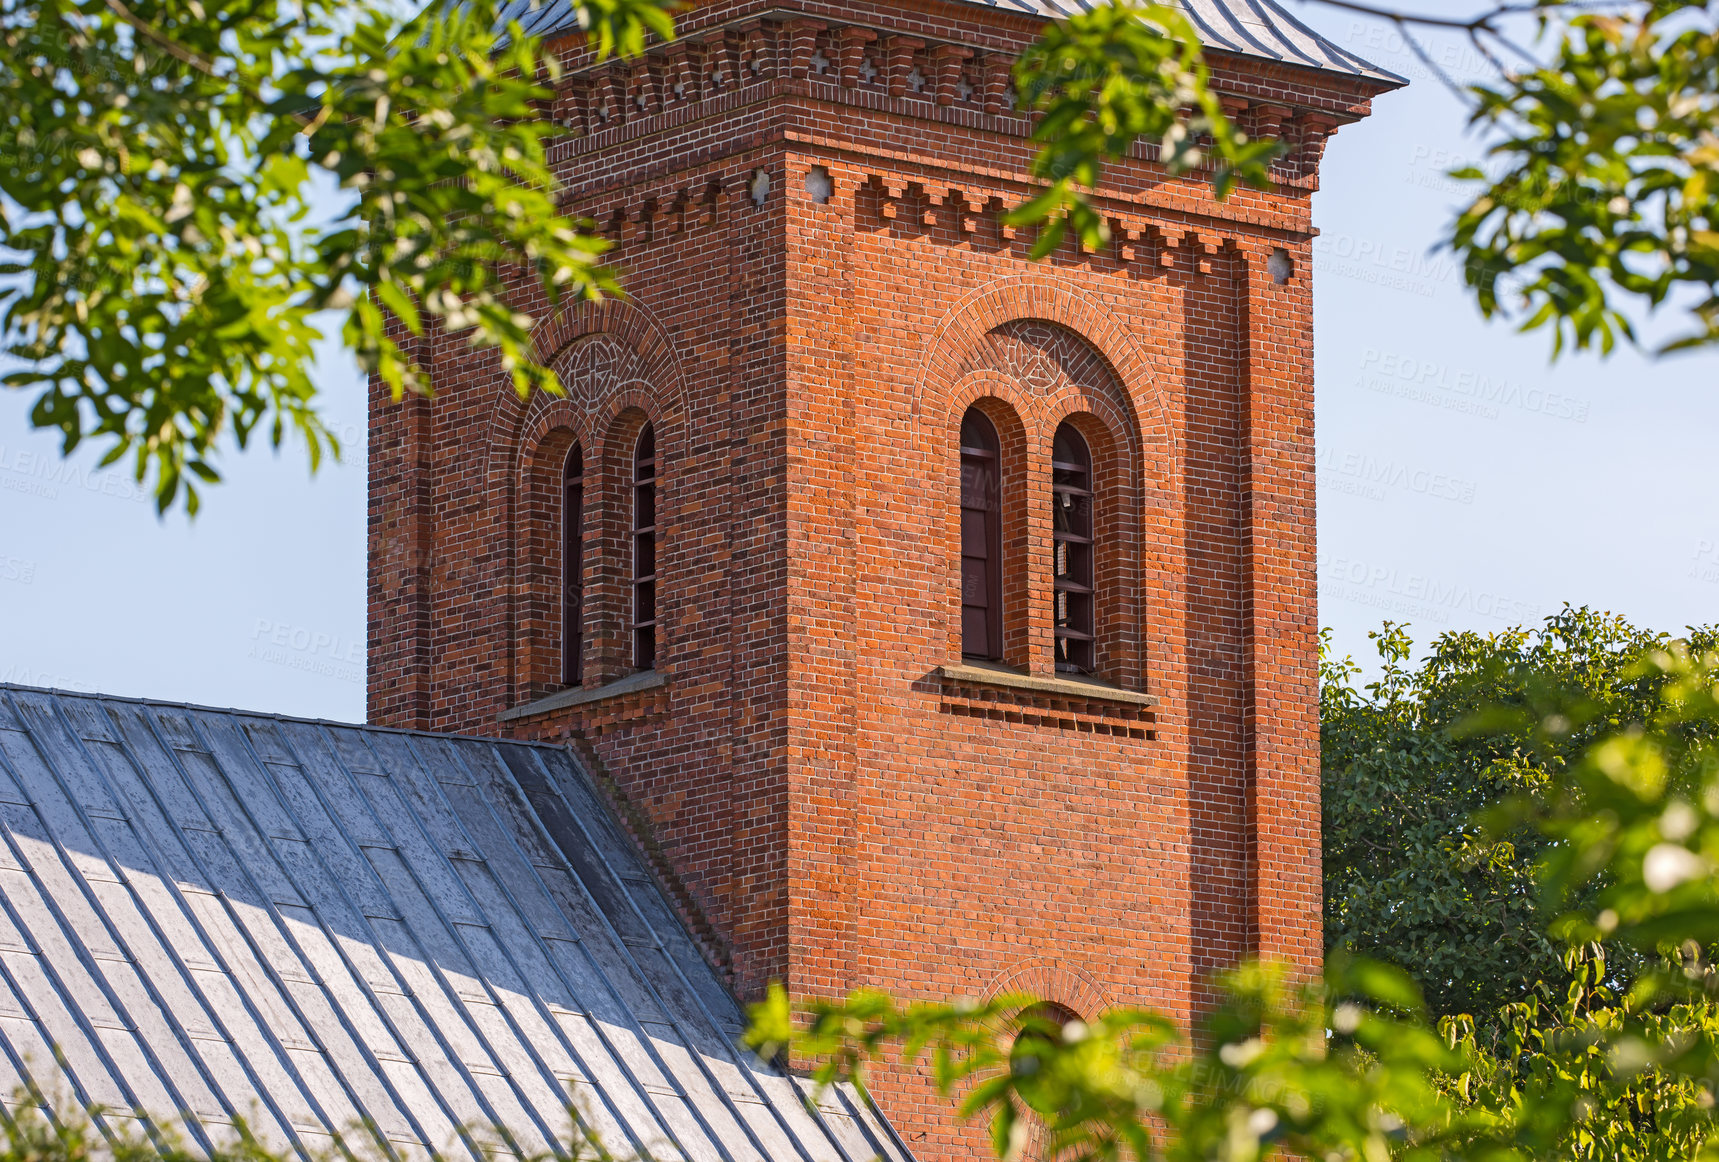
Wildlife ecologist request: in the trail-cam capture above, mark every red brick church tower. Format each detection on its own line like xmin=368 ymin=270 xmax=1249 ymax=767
xmin=367 ymin=1 xmax=1397 ymax=1154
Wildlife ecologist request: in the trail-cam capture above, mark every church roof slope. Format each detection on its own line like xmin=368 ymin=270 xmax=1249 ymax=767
xmin=0 ymin=685 xmax=907 ymax=1162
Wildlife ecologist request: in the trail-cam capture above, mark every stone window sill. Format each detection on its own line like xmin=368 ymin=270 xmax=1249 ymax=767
xmin=934 ymin=662 xmax=1157 ymax=708
xmin=499 ymin=670 xmax=668 ymax=723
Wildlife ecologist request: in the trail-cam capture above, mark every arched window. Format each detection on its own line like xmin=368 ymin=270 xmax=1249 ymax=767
xmin=1051 ymin=422 xmax=1093 ymax=674
xmin=1010 ymin=1002 xmax=1081 ymax=1118
xmin=632 ymin=423 xmax=658 ymax=671
xmin=562 ymin=443 xmax=584 ymax=687
xmin=960 ymin=407 xmax=1002 ymax=660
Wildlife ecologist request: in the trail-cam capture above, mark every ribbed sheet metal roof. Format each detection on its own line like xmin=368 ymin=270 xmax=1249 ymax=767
xmin=492 ymin=0 xmax=1400 ymax=84
xmin=0 ymin=685 xmax=908 ymax=1162
xmin=942 ymin=0 xmax=1400 ymax=82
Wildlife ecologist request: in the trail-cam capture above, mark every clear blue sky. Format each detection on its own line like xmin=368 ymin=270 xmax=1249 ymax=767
xmin=2 ymin=3 xmax=1714 ymax=723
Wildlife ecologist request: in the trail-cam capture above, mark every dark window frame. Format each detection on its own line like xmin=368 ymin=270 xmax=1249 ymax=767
xmin=562 ymin=444 xmax=585 ymax=687
xmin=1051 ymin=422 xmax=1094 ymax=674
xmin=632 ymin=423 xmax=658 ymax=672
xmin=959 ymin=407 xmax=1003 ymax=661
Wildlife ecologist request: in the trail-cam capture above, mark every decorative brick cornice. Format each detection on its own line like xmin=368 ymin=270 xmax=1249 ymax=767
xmin=548 ymin=11 xmax=1358 ymax=189
xmin=580 ymin=163 xmax=1264 ymax=295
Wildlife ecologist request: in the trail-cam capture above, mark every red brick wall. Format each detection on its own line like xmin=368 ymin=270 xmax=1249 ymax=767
xmin=366 ymin=3 xmax=1386 ymax=1156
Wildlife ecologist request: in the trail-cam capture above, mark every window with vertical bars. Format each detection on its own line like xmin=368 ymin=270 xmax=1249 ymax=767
xmin=633 ymin=423 xmax=658 ymax=671
xmin=959 ymin=408 xmax=1002 ymax=660
xmin=562 ymin=444 xmax=584 ymax=687
xmin=1051 ymin=422 xmax=1094 ymax=674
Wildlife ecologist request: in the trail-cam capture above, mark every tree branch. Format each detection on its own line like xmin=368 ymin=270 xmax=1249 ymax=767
xmin=98 ymin=0 xmax=322 ymax=132
xmin=101 ymin=0 xmax=224 ymax=81
xmin=1291 ymin=0 xmax=1643 ymax=97
xmin=1298 ymin=0 xmax=1634 ymax=33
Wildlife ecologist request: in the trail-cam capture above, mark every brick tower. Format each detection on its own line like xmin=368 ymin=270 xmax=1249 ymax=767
xmin=367 ymin=1 xmax=1398 ymax=1154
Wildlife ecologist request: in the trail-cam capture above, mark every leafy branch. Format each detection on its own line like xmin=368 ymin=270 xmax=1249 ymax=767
xmin=0 ymin=0 xmax=674 ymax=512
xmin=1005 ymin=0 xmax=1719 ymax=358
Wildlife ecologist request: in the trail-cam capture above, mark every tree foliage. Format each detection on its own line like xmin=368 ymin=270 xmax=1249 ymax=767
xmin=746 ymin=959 xmax=1471 ymax=1162
xmin=0 ymin=0 xmax=1274 ymax=513
xmin=1322 ymin=609 xmax=1719 ymax=1021
xmin=1010 ymin=1 xmax=1719 ymax=361
xmin=1441 ymin=944 xmax=1719 ymax=1162
xmin=1007 ymin=2 xmax=1274 ymax=259
xmin=1450 ymin=2 xmax=1719 ymax=356
xmin=0 ymin=0 xmax=670 ymax=511
xmin=0 ymin=0 xmax=1266 ymax=514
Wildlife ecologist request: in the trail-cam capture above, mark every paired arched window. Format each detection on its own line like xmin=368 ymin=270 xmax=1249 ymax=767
xmin=633 ymin=423 xmax=658 ymax=671
xmin=1051 ymin=422 xmax=1094 ymax=674
xmin=562 ymin=444 xmax=585 ymax=687
xmin=960 ymin=408 xmax=1002 ymax=660
xmin=553 ymin=421 xmax=661 ymax=688
xmin=958 ymin=411 xmax=1100 ymax=674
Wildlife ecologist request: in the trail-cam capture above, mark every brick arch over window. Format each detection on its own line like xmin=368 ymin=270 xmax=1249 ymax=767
xmin=985 ymin=963 xmax=1111 ymax=1162
xmin=494 ymin=299 xmax=687 ymax=704
xmin=911 ymin=275 xmax=1173 ymax=466
xmin=484 ymin=296 xmax=688 ymax=485
xmin=538 ymin=297 xmax=688 ymax=412
xmin=984 ymin=957 xmax=1113 ymax=1024
xmin=958 ymin=319 xmax=1143 ymax=469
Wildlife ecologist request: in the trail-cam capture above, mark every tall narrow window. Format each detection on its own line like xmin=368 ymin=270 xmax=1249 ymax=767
xmin=960 ymin=408 xmax=1002 ymax=660
xmin=562 ymin=444 xmax=585 ymax=687
xmin=632 ymin=423 xmax=658 ymax=671
xmin=1051 ymin=422 xmax=1094 ymax=674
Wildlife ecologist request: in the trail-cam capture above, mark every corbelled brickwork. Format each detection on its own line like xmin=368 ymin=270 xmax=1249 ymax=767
xmin=367 ymin=3 xmax=1394 ymax=1156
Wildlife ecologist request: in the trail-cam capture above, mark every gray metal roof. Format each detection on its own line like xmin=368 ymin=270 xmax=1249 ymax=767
xmin=946 ymin=0 xmax=1401 ymax=82
xmin=493 ymin=0 xmax=1402 ymax=85
xmin=0 ymin=685 xmax=908 ymax=1162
